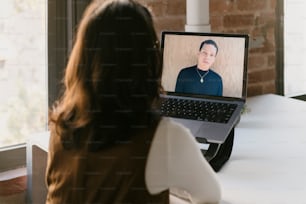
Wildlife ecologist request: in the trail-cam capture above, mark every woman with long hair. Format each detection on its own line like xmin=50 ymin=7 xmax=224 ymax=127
xmin=46 ymin=0 xmax=220 ymax=203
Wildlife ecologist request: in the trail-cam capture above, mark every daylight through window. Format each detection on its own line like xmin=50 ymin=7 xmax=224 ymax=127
xmin=0 ymin=0 xmax=47 ymax=147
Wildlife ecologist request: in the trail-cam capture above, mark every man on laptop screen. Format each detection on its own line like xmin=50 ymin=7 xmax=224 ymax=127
xmin=161 ymin=32 xmax=246 ymax=99
xmin=175 ymin=39 xmax=223 ymax=96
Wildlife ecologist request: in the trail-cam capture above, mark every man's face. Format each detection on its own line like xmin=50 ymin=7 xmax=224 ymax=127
xmin=197 ymin=44 xmax=217 ymax=70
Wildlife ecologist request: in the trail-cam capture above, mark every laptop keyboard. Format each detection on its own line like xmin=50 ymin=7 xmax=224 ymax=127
xmin=160 ymin=97 xmax=237 ymax=123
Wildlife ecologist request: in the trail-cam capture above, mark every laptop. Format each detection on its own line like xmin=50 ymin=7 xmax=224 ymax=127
xmin=160 ymin=31 xmax=249 ymax=144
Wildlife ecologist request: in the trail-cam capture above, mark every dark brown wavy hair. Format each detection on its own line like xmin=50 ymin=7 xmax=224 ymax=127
xmin=49 ymin=0 xmax=162 ymax=151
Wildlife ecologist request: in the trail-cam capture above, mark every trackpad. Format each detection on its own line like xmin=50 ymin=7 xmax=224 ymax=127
xmin=170 ymin=118 xmax=229 ymax=144
xmin=196 ymin=123 xmax=229 ymax=144
xmin=171 ymin=118 xmax=203 ymax=135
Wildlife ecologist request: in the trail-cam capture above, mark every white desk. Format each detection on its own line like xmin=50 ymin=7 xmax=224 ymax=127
xmin=218 ymin=94 xmax=306 ymax=204
xmin=27 ymin=94 xmax=306 ymax=204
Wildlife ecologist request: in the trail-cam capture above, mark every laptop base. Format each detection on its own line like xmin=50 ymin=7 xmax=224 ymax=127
xmin=201 ymin=127 xmax=234 ymax=172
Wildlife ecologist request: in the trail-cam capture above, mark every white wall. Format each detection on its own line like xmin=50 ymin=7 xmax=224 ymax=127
xmin=284 ymin=0 xmax=306 ymax=96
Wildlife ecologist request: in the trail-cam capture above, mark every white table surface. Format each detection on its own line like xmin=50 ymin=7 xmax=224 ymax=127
xmin=217 ymin=94 xmax=306 ymax=204
xmin=28 ymin=94 xmax=306 ymax=204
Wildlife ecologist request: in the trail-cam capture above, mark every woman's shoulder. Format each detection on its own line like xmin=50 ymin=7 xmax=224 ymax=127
xmin=155 ymin=117 xmax=195 ymax=144
xmin=146 ymin=117 xmax=221 ymax=203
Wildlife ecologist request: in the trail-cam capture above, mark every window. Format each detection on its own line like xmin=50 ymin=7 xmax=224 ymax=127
xmin=0 ymin=0 xmax=47 ymax=147
xmin=284 ymin=0 xmax=306 ymax=97
xmin=0 ymin=0 xmax=90 ymax=148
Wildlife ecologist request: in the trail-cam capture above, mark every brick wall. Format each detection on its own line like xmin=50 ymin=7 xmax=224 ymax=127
xmin=142 ymin=0 xmax=278 ymax=96
xmin=210 ymin=0 xmax=277 ymax=96
xmin=138 ymin=0 xmax=186 ymax=34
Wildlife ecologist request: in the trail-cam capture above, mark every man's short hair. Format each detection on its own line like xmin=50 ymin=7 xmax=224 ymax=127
xmin=199 ymin=39 xmax=218 ymax=55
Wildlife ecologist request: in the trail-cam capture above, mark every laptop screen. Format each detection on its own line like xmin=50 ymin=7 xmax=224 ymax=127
xmin=161 ymin=31 xmax=249 ymax=99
